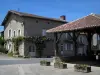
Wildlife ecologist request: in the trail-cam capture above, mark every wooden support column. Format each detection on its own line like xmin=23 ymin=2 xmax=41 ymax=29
xmin=54 ymin=33 xmax=59 ymax=56
xmin=87 ymin=32 xmax=92 ymax=56
xmin=73 ymin=32 xmax=77 ymax=56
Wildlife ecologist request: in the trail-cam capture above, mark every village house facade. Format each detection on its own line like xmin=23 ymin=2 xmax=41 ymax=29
xmin=1 ymin=10 xmax=67 ymax=57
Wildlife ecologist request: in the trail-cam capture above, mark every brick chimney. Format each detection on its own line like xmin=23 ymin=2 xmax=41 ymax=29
xmin=60 ymin=15 xmax=66 ymax=20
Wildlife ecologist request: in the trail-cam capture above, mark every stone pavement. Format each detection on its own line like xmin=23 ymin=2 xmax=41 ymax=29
xmin=0 ymin=63 xmax=100 ymax=75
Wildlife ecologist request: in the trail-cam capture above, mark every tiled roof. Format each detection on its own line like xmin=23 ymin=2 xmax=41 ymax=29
xmin=46 ymin=14 xmax=100 ymax=33
xmin=2 ymin=10 xmax=67 ymax=25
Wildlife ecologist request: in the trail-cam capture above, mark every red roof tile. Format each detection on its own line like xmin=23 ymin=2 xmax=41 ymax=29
xmin=47 ymin=14 xmax=100 ymax=33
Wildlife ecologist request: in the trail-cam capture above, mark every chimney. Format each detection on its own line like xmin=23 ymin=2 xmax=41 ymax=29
xmin=60 ymin=15 xmax=66 ymax=20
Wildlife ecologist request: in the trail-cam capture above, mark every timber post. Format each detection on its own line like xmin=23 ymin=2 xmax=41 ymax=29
xmin=87 ymin=32 xmax=92 ymax=56
xmin=73 ymin=32 xmax=77 ymax=56
xmin=54 ymin=33 xmax=59 ymax=57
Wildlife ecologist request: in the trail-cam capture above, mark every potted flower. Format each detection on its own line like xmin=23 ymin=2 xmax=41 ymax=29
xmin=40 ymin=60 xmax=51 ymax=66
xmin=54 ymin=62 xmax=67 ymax=69
xmin=82 ymin=65 xmax=91 ymax=73
xmin=54 ymin=61 xmax=60 ymax=68
xmin=74 ymin=64 xmax=91 ymax=73
xmin=59 ymin=62 xmax=67 ymax=69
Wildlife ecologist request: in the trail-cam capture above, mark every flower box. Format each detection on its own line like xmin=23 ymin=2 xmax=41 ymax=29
xmin=74 ymin=64 xmax=91 ymax=73
xmin=59 ymin=63 xmax=67 ymax=69
xmin=40 ymin=60 xmax=50 ymax=66
xmin=54 ymin=62 xmax=67 ymax=69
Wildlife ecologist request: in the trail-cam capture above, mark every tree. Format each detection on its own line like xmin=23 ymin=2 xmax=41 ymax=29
xmin=0 ymin=36 xmax=4 ymax=46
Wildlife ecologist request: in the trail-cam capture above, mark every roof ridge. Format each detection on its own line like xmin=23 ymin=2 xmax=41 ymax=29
xmin=9 ymin=10 xmax=67 ymax=22
xmin=91 ymin=14 xmax=100 ymax=19
xmin=63 ymin=14 xmax=90 ymax=25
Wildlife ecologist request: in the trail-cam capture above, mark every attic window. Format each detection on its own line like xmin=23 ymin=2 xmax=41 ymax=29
xmin=36 ymin=20 xmax=38 ymax=23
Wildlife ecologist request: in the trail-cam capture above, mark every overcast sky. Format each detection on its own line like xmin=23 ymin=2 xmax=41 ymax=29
xmin=0 ymin=0 xmax=100 ymax=31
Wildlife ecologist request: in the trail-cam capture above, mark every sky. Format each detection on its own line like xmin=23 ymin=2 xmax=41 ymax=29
xmin=0 ymin=0 xmax=100 ymax=31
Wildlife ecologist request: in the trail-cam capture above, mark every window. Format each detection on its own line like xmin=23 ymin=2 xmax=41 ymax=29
xmin=8 ymin=29 xmax=11 ymax=37
xmin=36 ymin=20 xmax=38 ymax=23
xmin=65 ymin=43 xmax=73 ymax=50
xmin=61 ymin=44 xmax=64 ymax=51
xmin=79 ymin=36 xmax=83 ymax=43
xmin=18 ymin=29 xmax=21 ymax=36
xmin=42 ymin=29 xmax=46 ymax=36
xmin=13 ymin=31 xmax=16 ymax=37
xmin=93 ymin=34 xmax=98 ymax=46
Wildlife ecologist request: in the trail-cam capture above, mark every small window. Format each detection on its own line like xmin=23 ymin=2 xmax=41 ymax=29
xmin=13 ymin=31 xmax=16 ymax=37
xmin=18 ymin=29 xmax=21 ymax=36
xmin=36 ymin=20 xmax=38 ymax=23
xmin=42 ymin=29 xmax=46 ymax=36
xmin=8 ymin=29 xmax=11 ymax=37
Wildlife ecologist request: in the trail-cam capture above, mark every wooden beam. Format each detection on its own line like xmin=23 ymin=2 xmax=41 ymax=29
xmin=73 ymin=32 xmax=78 ymax=56
xmin=54 ymin=33 xmax=59 ymax=56
xmin=56 ymin=33 xmax=63 ymax=43
xmin=87 ymin=32 xmax=92 ymax=56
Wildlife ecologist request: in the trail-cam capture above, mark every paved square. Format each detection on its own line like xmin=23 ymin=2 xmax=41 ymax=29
xmin=0 ymin=55 xmax=100 ymax=75
xmin=0 ymin=63 xmax=100 ymax=75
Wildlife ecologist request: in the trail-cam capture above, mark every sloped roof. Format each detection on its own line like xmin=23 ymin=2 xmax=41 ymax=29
xmin=1 ymin=10 xmax=67 ymax=25
xmin=46 ymin=14 xmax=100 ymax=33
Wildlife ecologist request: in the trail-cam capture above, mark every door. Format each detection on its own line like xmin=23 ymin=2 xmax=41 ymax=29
xmin=29 ymin=45 xmax=36 ymax=57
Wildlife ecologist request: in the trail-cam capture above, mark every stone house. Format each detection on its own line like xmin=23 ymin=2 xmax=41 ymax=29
xmin=1 ymin=10 xmax=67 ymax=57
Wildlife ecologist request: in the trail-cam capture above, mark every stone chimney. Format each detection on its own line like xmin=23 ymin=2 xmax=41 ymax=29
xmin=60 ymin=15 xmax=66 ymax=20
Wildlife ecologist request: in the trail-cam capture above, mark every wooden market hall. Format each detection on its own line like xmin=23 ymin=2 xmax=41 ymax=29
xmin=47 ymin=13 xmax=100 ymax=62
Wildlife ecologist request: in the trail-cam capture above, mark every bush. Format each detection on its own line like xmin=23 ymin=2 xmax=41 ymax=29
xmin=54 ymin=61 xmax=67 ymax=69
xmin=74 ymin=64 xmax=91 ymax=73
xmin=40 ymin=60 xmax=50 ymax=66
xmin=7 ymin=51 xmax=13 ymax=57
xmin=0 ymin=46 xmax=8 ymax=54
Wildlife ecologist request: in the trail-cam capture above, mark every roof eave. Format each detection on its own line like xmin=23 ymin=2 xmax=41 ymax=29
xmin=1 ymin=11 xmax=11 ymax=26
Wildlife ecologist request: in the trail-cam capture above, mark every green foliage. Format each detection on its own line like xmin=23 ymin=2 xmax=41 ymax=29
xmin=12 ymin=36 xmax=24 ymax=55
xmin=40 ymin=60 xmax=50 ymax=66
xmin=0 ymin=46 xmax=8 ymax=54
xmin=7 ymin=51 xmax=13 ymax=57
xmin=54 ymin=61 xmax=67 ymax=69
xmin=0 ymin=36 xmax=4 ymax=46
xmin=5 ymin=36 xmax=52 ymax=57
xmin=12 ymin=36 xmax=24 ymax=43
xmin=74 ymin=64 xmax=91 ymax=72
